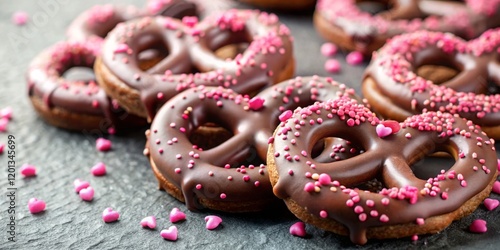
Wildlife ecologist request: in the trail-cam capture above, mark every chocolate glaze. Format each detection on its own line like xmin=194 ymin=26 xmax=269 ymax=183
xmin=269 ymin=97 xmax=498 ymax=245
xmin=315 ymin=0 xmax=500 ymax=53
xmin=99 ymin=9 xmax=294 ymax=120
xmin=145 ymin=76 xmax=361 ymax=212
xmin=146 ymin=0 xmax=197 ymax=18
xmin=26 ymin=41 xmax=143 ymax=131
xmin=364 ymin=29 xmax=500 ymax=128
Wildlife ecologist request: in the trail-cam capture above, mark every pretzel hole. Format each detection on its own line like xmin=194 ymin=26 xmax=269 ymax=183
xmin=62 ymin=67 xmax=96 ymax=84
xmin=311 ymin=137 xmax=365 ymax=163
xmin=410 ymin=151 xmax=454 ymax=180
xmin=208 ymin=29 xmax=251 ymax=60
xmin=416 ymin=65 xmax=459 ymax=85
xmin=135 ymin=34 xmax=170 ymax=71
xmin=189 ymin=123 xmax=233 ymax=150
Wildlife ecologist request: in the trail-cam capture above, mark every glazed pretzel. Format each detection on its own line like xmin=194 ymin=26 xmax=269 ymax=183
xmin=95 ymin=9 xmax=295 ymax=120
xmin=314 ymin=0 xmax=500 ymax=54
xmin=363 ymin=28 xmax=500 ymax=138
xmin=144 ymin=76 xmax=359 ymax=212
xmin=268 ymin=97 xmax=498 ymax=245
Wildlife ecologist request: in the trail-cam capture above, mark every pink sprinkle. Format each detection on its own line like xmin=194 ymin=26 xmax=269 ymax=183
xmin=492 ymin=181 xmax=500 ymax=194
xmin=20 ymin=164 xmax=37 ymax=177
xmin=28 ymin=198 xmax=46 ymax=214
xmin=102 ymin=207 xmax=120 ymax=223
xmin=318 ymin=173 xmax=332 ymax=186
xmin=160 ymin=226 xmax=178 ymax=241
xmin=91 ymin=162 xmax=107 ymax=176
xmin=114 ymin=43 xmax=130 ymax=53
xmin=96 ymin=138 xmax=112 ymax=152
xmin=140 ymin=216 xmax=157 ymax=229
xmin=220 ymin=193 xmax=226 ymax=199
xmin=304 ymin=182 xmax=315 ymax=192
xmin=12 ymin=11 xmax=28 ymax=25
xmin=0 ymin=143 xmax=3 ymax=154
xmin=376 ymin=124 xmax=392 ymax=138
xmin=412 ymin=235 xmax=418 ymax=241
xmin=205 ymin=215 xmax=222 ymax=230
xmin=321 ymin=42 xmax=338 ymax=56
xmin=279 ymin=110 xmax=293 ymax=122
xmin=182 ymin=16 xmax=198 ymax=27
xmin=289 ymin=222 xmax=307 ymax=237
xmin=354 ymin=205 xmax=364 ymax=214
xmin=319 ymin=210 xmax=328 ymax=218
xmin=79 ymin=186 xmax=95 ymax=201
xmin=379 ymin=214 xmax=389 ymax=222
xmin=0 ymin=107 xmax=13 ymax=120
xmin=73 ymin=179 xmax=90 ymax=193
xmin=248 ymin=97 xmax=265 ymax=111
xmin=346 ymin=51 xmax=364 ymax=65
xmin=469 ymin=219 xmax=487 ymax=233
xmin=416 ymin=218 xmax=425 ymax=225
xmin=497 ymin=159 xmax=500 ymax=171
xmin=484 ymin=198 xmax=499 ymax=211
xmin=324 ymin=59 xmax=341 ymax=73
xmin=381 ymin=198 xmax=390 ymax=205
xmin=0 ymin=118 xmax=8 ymax=132
xmin=169 ymin=207 xmax=186 ymax=223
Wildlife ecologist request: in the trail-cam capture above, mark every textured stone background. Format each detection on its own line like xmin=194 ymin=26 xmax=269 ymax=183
xmin=1 ymin=0 xmax=499 ymax=249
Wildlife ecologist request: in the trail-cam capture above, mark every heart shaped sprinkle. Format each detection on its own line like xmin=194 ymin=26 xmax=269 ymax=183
xmin=79 ymin=187 xmax=94 ymax=201
xmin=91 ymin=162 xmax=107 ymax=176
xmin=73 ymin=179 xmax=90 ymax=193
xmin=204 ymin=215 xmax=222 ymax=230
xmin=492 ymin=181 xmax=500 ymax=194
xmin=376 ymin=124 xmax=392 ymax=138
xmin=484 ymin=198 xmax=499 ymax=211
xmin=381 ymin=120 xmax=400 ymax=134
xmin=28 ymin=198 xmax=46 ymax=214
xmin=169 ymin=207 xmax=186 ymax=223
xmin=96 ymin=138 xmax=112 ymax=152
xmin=289 ymin=222 xmax=307 ymax=237
xmin=248 ymin=97 xmax=265 ymax=111
xmin=140 ymin=216 xmax=157 ymax=229
xmin=102 ymin=207 xmax=120 ymax=223
xmin=160 ymin=226 xmax=178 ymax=241
xmin=469 ymin=219 xmax=487 ymax=233
xmin=20 ymin=164 xmax=37 ymax=177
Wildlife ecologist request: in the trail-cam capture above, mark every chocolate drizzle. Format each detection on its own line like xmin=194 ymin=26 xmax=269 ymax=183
xmin=269 ymin=98 xmax=498 ymax=244
xmin=145 ymin=76 xmax=361 ymax=212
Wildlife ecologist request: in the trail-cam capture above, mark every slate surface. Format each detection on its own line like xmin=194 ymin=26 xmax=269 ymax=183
xmin=0 ymin=0 xmax=499 ymax=249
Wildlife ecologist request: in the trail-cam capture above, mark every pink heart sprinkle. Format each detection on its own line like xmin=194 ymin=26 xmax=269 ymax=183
xmin=376 ymin=124 xmax=392 ymax=138
xmin=12 ymin=11 xmax=28 ymax=26
xmin=160 ymin=226 xmax=178 ymax=241
xmin=96 ymin=138 xmax=112 ymax=152
xmin=289 ymin=222 xmax=307 ymax=237
xmin=79 ymin=187 xmax=94 ymax=201
xmin=484 ymin=198 xmax=499 ymax=211
xmin=73 ymin=179 xmax=90 ymax=193
xmin=0 ymin=107 xmax=13 ymax=120
xmin=204 ymin=215 xmax=222 ymax=230
xmin=469 ymin=219 xmax=487 ymax=233
xmin=279 ymin=110 xmax=293 ymax=122
xmin=102 ymin=207 xmax=120 ymax=223
xmin=492 ymin=181 xmax=500 ymax=194
xmin=346 ymin=51 xmax=364 ymax=65
xmin=170 ymin=207 xmax=186 ymax=223
xmin=91 ymin=162 xmax=107 ymax=176
xmin=381 ymin=120 xmax=400 ymax=134
xmin=20 ymin=164 xmax=37 ymax=177
xmin=140 ymin=216 xmax=157 ymax=229
xmin=28 ymin=198 xmax=46 ymax=214
xmin=0 ymin=118 xmax=8 ymax=132
xmin=248 ymin=97 xmax=265 ymax=111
